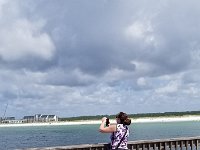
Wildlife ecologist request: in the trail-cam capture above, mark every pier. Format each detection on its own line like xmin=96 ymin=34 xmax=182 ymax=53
xmin=25 ymin=136 xmax=200 ymax=150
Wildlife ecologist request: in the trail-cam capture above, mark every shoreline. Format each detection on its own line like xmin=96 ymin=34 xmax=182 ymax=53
xmin=1 ymin=115 xmax=200 ymax=127
xmin=132 ymin=115 xmax=200 ymax=123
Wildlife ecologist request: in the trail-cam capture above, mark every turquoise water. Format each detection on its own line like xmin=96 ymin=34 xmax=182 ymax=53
xmin=1 ymin=121 xmax=200 ymax=150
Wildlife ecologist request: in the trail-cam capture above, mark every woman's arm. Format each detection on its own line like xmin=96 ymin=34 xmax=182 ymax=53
xmin=99 ymin=117 xmax=116 ymax=133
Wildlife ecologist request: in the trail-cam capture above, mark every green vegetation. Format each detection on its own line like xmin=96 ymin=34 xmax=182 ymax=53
xmin=129 ymin=111 xmax=200 ymax=118
xmin=58 ymin=111 xmax=200 ymax=121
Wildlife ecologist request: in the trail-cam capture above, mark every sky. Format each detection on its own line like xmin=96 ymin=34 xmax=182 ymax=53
xmin=1 ymin=0 xmax=200 ymax=119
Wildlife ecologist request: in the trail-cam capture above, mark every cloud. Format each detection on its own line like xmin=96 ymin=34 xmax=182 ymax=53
xmin=0 ymin=0 xmax=55 ymax=73
xmin=0 ymin=19 xmax=55 ymax=61
xmin=137 ymin=77 xmax=147 ymax=87
xmin=1 ymin=0 xmax=200 ymax=118
xmin=155 ymin=81 xmax=179 ymax=95
xmin=125 ymin=20 xmax=156 ymax=46
xmin=44 ymin=68 xmax=96 ymax=87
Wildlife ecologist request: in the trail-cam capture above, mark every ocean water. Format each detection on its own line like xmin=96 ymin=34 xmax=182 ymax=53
xmin=1 ymin=121 xmax=200 ymax=150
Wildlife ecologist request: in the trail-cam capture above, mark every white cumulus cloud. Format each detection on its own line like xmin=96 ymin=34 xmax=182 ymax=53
xmin=0 ymin=19 xmax=55 ymax=61
xmin=0 ymin=1 xmax=55 ymax=62
xmin=155 ymin=81 xmax=180 ymax=94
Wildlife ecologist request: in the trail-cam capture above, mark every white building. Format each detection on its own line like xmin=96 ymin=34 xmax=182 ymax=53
xmin=40 ymin=115 xmax=58 ymax=122
xmin=23 ymin=114 xmax=58 ymax=123
xmin=48 ymin=115 xmax=58 ymax=122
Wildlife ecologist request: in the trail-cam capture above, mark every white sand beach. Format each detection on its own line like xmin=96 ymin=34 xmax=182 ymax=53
xmin=1 ymin=115 xmax=200 ymax=127
xmin=0 ymin=120 xmax=101 ymax=127
xmin=132 ymin=115 xmax=200 ymax=123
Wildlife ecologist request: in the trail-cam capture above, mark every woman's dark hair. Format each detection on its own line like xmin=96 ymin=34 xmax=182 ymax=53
xmin=116 ymin=112 xmax=131 ymax=125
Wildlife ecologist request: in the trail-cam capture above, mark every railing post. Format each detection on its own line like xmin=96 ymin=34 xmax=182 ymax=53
xmin=137 ymin=144 xmax=140 ymax=150
xmin=131 ymin=144 xmax=134 ymax=150
xmin=180 ymin=141 xmax=183 ymax=150
xmin=175 ymin=141 xmax=178 ymax=150
xmin=191 ymin=140 xmax=194 ymax=150
xmin=196 ymin=139 xmax=199 ymax=150
xmin=142 ymin=144 xmax=145 ymax=150
xmin=159 ymin=142 xmax=161 ymax=150
xmin=154 ymin=143 xmax=156 ymax=150
xmin=164 ymin=142 xmax=166 ymax=150
xmin=148 ymin=143 xmax=151 ymax=150
xmin=186 ymin=140 xmax=188 ymax=150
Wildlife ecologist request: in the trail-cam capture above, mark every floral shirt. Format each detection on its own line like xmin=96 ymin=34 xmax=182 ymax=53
xmin=110 ymin=124 xmax=129 ymax=149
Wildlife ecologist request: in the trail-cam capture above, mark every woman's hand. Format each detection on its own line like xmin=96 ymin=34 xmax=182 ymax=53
xmin=99 ymin=117 xmax=116 ymax=133
xmin=101 ymin=117 xmax=107 ymax=123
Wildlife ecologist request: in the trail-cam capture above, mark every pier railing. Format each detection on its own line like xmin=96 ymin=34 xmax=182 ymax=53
xmin=25 ymin=136 xmax=200 ymax=150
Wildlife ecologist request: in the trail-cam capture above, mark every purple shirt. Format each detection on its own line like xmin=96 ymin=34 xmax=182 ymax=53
xmin=110 ymin=124 xmax=129 ymax=149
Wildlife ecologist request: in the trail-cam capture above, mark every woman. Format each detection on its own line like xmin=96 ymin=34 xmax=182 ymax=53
xmin=99 ymin=112 xmax=131 ymax=150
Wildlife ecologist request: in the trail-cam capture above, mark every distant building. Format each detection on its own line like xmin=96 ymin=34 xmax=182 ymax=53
xmin=34 ymin=114 xmax=42 ymax=122
xmin=23 ymin=116 xmax=34 ymax=123
xmin=23 ymin=114 xmax=58 ymax=123
xmin=5 ymin=117 xmax=15 ymax=120
xmin=7 ymin=120 xmax=23 ymax=124
xmin=1 ymin=117 xmax=16 ymax=124
xmin=0 ymin=114 xmax=59 ymax=124
xmin=40 ymin=115 xmax=48 ymax=122
xmin=48 ymin=115 xmax=58 ymax=122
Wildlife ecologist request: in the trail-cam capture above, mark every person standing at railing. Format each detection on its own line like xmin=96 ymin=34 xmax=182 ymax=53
xmin=99 ymin=112 xmax=131 ymax=150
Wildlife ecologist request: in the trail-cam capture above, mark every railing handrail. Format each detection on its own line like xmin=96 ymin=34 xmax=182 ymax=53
xmin=128 ymin=136 xmax=200 ymax=144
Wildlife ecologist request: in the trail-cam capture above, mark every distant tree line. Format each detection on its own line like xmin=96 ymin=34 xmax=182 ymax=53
xmin=129 ymin=111 xmax=200 ymax=118
xmin=58 ymin=111 xmax=200 ymax=121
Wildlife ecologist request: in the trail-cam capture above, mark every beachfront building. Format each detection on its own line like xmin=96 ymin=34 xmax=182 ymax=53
xmin=23 ymin=116 xmax=35 ymax=123
xmin=34 ymin=114 xmax=42 ymax=122
xmin=0 ymin=114 xmax=59 ymax=124
xmin=40 ymin=115 xmax=48 ymax=122
xmin=23 ymin=114 xmax=58 ymax=123
xmin=1 ymin=117 xmax=16 ymax=124
xmin=48 ymin=115 xmax=58 ymax=122
xmin=40 ymin=115 xmax=58 ymax=122
xmin=6 ymin=119 xmax=23 ymax=124
xmin=5 ymin=117 xmax=15 ymax=120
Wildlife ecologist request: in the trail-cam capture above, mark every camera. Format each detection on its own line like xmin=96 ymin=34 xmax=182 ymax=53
xmin=106 ymin=118 xmax=110 ymax=126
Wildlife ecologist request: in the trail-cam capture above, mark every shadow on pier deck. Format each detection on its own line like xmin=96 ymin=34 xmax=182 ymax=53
xmin=22 ymin=136 xmax=200 ymax=150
